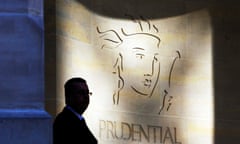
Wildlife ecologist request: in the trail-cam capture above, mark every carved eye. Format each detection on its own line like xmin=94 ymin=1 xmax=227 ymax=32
xmin=136 ymin=54 xmax=144 ymax=59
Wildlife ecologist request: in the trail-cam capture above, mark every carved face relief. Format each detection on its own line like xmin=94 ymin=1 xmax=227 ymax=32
xmin=118 ymin=34 xmax=160 ymax=97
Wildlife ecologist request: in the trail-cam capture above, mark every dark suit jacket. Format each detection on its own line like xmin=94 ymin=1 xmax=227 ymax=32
xmin=53 ymin=107 xmax=97 ymax=144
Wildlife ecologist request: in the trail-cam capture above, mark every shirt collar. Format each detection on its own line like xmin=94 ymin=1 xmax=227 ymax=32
xmin=66 ymin=105 xmax=84 ymax=120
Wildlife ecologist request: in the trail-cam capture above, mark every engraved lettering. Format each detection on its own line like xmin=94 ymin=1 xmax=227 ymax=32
xmin=99 ymin=120 xmax=182 ymax=144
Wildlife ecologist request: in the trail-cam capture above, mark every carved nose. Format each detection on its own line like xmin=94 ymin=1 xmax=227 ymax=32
xmin=143 ymin=63 xmax=154 ymax=76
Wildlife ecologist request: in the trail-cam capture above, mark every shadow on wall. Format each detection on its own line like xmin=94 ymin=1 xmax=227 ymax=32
xmin=76 ymin=0 xmax=207 ymax=19
xmin=44 ymin=0 xmax=240 ymax=143
xmin=44 ymin=0 xmax=57 ymax=116
xmin=209 ymin=2 xmax=240 ymax=144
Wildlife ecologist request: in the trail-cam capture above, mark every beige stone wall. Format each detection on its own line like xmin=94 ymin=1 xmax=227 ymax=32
xmin=45 ymin=0 xmax=240 ymax=144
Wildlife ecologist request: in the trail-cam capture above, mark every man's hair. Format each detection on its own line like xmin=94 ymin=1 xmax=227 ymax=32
xmin=64 ymin=77 xmax=86 ymax=100
xmin=64 ymin=77 xmax=86 ymax=90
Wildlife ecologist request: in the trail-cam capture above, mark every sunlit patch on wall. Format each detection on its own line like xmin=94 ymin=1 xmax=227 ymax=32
xmin=56 ymin=3 xmax=213 ymax=143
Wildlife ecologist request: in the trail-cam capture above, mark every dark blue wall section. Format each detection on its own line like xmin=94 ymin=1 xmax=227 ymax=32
xmin=0 ymin=15 xmax=44 ymax=109
xmin=0 ymin=0 xmax=28 ymax=13
xmin=0 ymin=1 xmax=52 ymax=144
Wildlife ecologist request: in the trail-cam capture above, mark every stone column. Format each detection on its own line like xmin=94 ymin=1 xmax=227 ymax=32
xmin=0 ymin=0 xmax=52 ymax=144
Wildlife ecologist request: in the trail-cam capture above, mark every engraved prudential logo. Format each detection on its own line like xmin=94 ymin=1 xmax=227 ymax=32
xmin=97 ymin=15 xmax=181 ymax=115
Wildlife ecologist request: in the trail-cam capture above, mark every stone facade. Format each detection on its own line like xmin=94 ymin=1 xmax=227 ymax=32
xmin=0 ymin=0 xmax=236 ymax=144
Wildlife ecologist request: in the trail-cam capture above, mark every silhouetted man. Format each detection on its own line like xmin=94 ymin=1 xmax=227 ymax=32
xmin=53 ymin=77 xmax=97 ymax=144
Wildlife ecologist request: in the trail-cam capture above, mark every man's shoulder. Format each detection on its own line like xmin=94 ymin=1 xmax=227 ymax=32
xmin=53 ymin=108 xmax=79 ymax=131
xmin=54 ymin=108 xmax=75 ymax=123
